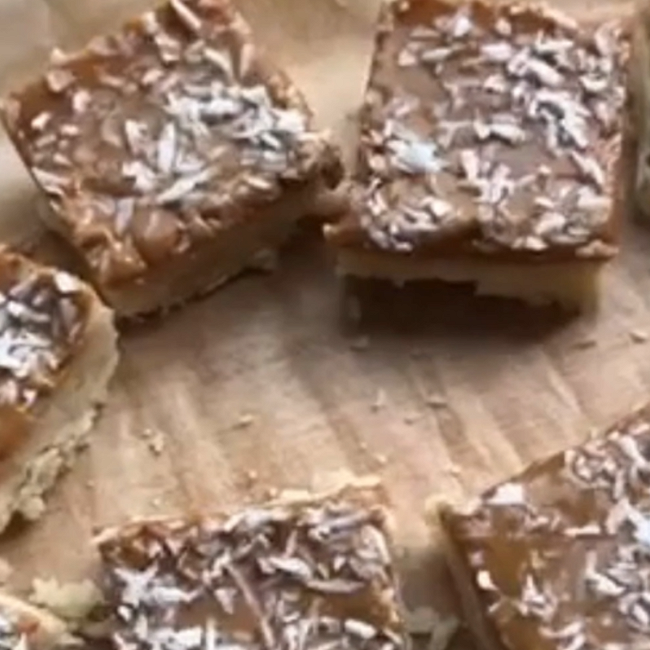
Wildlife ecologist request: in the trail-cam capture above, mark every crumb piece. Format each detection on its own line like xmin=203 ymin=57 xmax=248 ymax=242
xmin=20 ymin=496 xmax=46 ymax=522
xmin=404 ymin=413 xmax=420 ymax=425
xmin=146 ymin=431 xmax=165 ymax=455
xmin=30 ymin=578 xmax=103 ymax=621
xmin=573 ymin=337 xmax=597 ymax=349
xmin=372 ymin=389 xmax=387 ymax=411
xmin=234 ymin=414 xmax=255 ymax=429
xmin=426 ymin=394 xmax=448 ymax=409
xmin=150 ymin=498 xmax=162 ymax=509
xmin=630 ymin=328 xmax=649 ymax=343
xmin=350 ymin=335 xmax=370 ymax=351
xmin=446 ymin=463 xmax=461 ymax=477
xmin=375 ymin=453 xmax=388 ymax=467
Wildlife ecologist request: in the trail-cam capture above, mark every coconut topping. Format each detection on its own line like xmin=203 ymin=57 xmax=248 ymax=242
xmin=332 ymin=0 xmax=626 ymax=260
xmin=97 ymin=491 xmax=405 ymax=650
xmin=2 ymin=0 xmax=337 ymax=286
xmin=0 ymin=253 xmax=87 ymax=411
xmin=443 ymin=406 xmax=650 ymax=650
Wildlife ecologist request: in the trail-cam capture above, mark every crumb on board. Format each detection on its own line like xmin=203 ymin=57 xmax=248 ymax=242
xmin=446 ymin=463 xmax=461 ymax=477
xmin=234 ymin=414 xmax=255 ymax=429
xmin=630 ymin=328 xmax=649 ymax=343
xmin=426 ymin=394 xmax=448 ymax=409
xmin=374 ymin=453 xmax=388 ymax=467
xmin=372 ymin=389 xmax=388 ymax=411
xmin=140 ymin=428 xmax=166 ymax=455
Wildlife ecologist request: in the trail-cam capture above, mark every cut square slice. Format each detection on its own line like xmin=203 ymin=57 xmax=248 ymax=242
xmin=437 ymin=404 xmax=650 ymax=650
xmin=325 ymin=0 xmax=627 ymax=308
xmin=95 ymin=480 xmax=407 ymax=650
xmin=1 ymin=0 xmax=342 ymax=317
xmin=0 ymin=248 xmax=117 ymax=532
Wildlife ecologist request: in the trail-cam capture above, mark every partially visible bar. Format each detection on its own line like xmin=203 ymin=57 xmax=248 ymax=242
xmin=439 ymin=404 xmax=650 ymax=650
xmin=0 ymin=248 xmax=117 ymax=532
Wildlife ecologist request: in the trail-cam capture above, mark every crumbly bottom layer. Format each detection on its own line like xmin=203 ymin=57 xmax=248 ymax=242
xmin=0 ymin=297 xmax=118 ymax=532
xmin=333 ymin=249 xmax=603 ymax=310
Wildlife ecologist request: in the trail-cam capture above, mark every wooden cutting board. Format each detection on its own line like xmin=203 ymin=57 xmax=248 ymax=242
xmin=0 ymin=0 xmax=641 ymax=646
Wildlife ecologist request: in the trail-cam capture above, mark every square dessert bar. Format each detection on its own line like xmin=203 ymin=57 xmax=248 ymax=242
xmin=0 ymin=249 xmax=117 ymax=532
xmin=1 ymin=0 xmax=342 ymax=317
xmin=325 ymin=0 xmax=627 ymax=307
xmin=438 ymin=405 xmax=650 ymax=650
xmin=95 ymin=483 xmax=407 ymax=650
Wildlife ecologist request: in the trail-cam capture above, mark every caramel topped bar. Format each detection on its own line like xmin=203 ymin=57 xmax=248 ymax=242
xmin=96 ymin=484 xmax=406 ymax=650
xmin=2 ymin=0 xmax=341 ymax=316
xmin=0 ymin=249 xmax=116 ymax=532
xmin=326 ymin=0 xmax=627 ymax=306
xmin=0 ymin=251 xmax=92 ymax=448
xmin=439 ymin=405 xmax=650 ymax=650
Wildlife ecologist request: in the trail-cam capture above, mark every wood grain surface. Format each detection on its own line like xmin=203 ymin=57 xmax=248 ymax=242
xmin=0 ymin=0 xmax=642 ymax=647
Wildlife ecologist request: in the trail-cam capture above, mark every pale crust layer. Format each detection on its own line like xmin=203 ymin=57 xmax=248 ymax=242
xmin=333 ymin=247 xmax=601 ymax=308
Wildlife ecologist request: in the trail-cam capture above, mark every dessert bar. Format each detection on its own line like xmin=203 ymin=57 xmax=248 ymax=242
xmin=0 ymin=591 xmax=67 ymax=650
xmin=325 ymin=0 xmax=627 ymax=307
xmin=438 ymin=404 xmax=650 ymax=650
xmin=96 ymin=482 xmax=407 ymax=650
xmin=0 ymin=249 xmax=117 ymax=532
xmin=2 ymin=0 xmax=342 ymax=317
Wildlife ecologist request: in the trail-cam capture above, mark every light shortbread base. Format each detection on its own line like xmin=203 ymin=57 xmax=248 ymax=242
xmin=333 ymin=249 xmax=603 ymax=310
xmin=0 ymin=297 xmax=118 ymax=532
